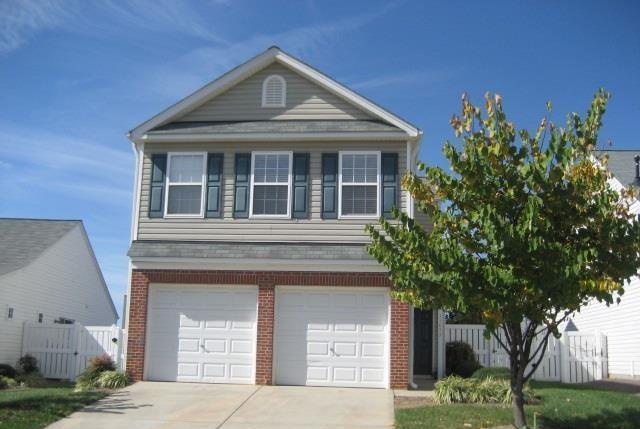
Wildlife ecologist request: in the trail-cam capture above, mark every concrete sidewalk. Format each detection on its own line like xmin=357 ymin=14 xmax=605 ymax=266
xmin=47 ymin=382 xmax=394 ymax=429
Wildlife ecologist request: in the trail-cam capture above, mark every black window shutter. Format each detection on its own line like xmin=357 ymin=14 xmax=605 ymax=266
xmin=381 ymin=152 xmax=399 ymax=218
xmin=233 ymin=153 xmax=251 ymax=218
xmin=205 ymin=153 xmax=224 ymax=218
xmin=321 ymin=153 xmax=338 ymax=219
xmin=292 ymin=153 xmax=309 ymax=219
xmin=148 ymin=154 xmax=167 ymax=218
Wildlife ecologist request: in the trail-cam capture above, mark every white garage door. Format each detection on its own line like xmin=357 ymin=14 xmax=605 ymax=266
xmin=274 ymin=287 xmax=389 ymax=388
xmin=146 ymin=285 xmax=257 ymax=384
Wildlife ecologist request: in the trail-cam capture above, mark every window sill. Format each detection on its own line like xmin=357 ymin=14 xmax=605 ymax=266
xmin=163 ymin=214 xmax=205 ymax=219
xmin=338 ymin=215 xmax=380 ymax=220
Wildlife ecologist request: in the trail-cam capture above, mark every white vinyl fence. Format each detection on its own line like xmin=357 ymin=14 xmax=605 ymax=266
xmin=445 ymin=324 xmax=607 ymax=383
xmin=21 ymin=322 xmax=126 ymax=380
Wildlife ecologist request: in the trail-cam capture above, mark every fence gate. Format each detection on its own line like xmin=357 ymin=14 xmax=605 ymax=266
xmin=21 ymin=322 xmax=125 ymax=380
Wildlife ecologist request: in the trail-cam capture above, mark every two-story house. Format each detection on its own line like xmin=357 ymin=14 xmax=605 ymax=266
xmin=125 ymin=47 xmax=443 ymax=389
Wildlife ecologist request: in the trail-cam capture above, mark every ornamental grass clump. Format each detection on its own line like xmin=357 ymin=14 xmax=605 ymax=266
xmin=96 ymin=371 xmax=130 ymax=389
xmin=434 ymin=375 xmax=534 ymax=405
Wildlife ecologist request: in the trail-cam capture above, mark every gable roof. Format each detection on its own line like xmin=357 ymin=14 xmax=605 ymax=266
xmin=0 ymin=218 xmax=118 ymax=317
xmin=0 ymin=219 xmax=80 ymax=276
xmin=595 ymin=150 xmax=640 ymax=189
xmin=129 ymin=46 xmax=421 ymax=141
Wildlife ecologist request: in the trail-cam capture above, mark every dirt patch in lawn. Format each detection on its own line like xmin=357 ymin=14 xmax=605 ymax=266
xmin=394 ymin=396 xmax=435 ymax=409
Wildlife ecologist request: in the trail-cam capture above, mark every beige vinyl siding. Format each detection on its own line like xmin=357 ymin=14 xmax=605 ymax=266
xmin=138 ymin=141 xmax=407 ymax=243
xmin=178 ymin=63 xmax=372 ymax=122
xmin=413 ymin=208 xmax=433 ymax=233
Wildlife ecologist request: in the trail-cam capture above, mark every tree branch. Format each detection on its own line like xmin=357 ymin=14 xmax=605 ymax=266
xmin=524 ymin=329 xmax=554 ymax=381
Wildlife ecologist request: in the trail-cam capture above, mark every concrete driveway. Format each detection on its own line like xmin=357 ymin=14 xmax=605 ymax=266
xmin=47 ymin=382 xmax=394 ymax=429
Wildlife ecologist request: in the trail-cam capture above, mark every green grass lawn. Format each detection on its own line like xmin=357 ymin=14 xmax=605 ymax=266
xmin=0 ymin=384 xmax=107 ymax=429
xmin=396 ymin=382 xmax=640 ymax=429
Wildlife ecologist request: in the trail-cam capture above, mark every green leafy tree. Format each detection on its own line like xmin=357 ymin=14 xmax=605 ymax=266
xmin=367 ymin=90 xmax=640 ymax=428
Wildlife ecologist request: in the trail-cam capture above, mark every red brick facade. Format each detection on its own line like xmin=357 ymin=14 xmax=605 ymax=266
xmin=126 ymin=269 xmax=409 ymax=388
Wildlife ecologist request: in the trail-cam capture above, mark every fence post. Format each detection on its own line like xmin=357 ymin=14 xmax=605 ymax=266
xmin=560 ymin=334 xmax=570 ymax=383
xmin=112 ymin=324 xmax=122 ymax=370
xmin=70 ymin=323 xmax=82 ymax=381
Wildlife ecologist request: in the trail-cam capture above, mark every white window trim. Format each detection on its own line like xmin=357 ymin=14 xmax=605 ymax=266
xmin=338 ymin=151 xmax=381 ymax=219
xmin=249 ymin=151 xmax=293 ymax=219
xmin=261 ymin=74 xmax=286 ymax=108
xmin=163 ymin=152 xmax=207 ymax=218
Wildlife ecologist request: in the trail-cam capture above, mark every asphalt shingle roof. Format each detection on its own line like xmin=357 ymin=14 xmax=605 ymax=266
xmin=148 ymin=120 xmax=402 ymax=135
xmin=0 ymin=219 xmax=80 ymax=276
xmin=128 ymin=240 xmax=374 ymax=261
xmin=595 ymin=150 xmax=640 ymax=188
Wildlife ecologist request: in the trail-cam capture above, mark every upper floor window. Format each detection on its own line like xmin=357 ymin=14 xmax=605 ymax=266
xmin=165 ymin=153 xmax=206 ymax=217
xmin=262 ymin=75 xmax=286 ymax=107
xmin=339 ymin=152 xmax=380 ymax=218
xmin=250 ymin=152 xmax=292 ymax=217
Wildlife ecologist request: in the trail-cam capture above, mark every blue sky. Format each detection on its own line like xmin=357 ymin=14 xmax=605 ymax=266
xmin=1 ymin=0 xmax=638 ymax=320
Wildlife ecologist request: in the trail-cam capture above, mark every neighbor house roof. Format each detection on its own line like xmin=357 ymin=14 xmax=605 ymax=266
xmin=0 ymin=219 xmax=81 ymax=276
xmin=595 ymin=150 xmax=640 ymax=188
xmin=128 ymin=46 xmax=421 ymax=141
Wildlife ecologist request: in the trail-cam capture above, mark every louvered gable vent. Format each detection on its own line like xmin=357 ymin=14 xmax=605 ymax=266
xmin=262 ymin=74 xmax=286 ymax=107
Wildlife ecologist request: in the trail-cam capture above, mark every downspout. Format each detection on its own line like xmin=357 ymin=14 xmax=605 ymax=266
xmin=124 ymin=138 xmax=143 ymax=335
xmin=407 ymin=132 xmax=423 ymax=389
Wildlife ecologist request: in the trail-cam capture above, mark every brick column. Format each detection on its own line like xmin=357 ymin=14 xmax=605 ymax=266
xmin=255 ymin=283 xmax=275 ymax=385
xmin=390 ymin=298 xmax=410 ymax=388
xmin=126 ymin=271 xmax=150 ymax=381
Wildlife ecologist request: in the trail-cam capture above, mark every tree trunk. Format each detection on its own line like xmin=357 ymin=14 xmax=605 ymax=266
xmin=511 ymin=375 xmax=527 ymax=428
xmin=506 ymin=321 xmax=529 ymax=428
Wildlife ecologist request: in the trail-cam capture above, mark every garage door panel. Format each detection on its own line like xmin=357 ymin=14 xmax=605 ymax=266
xmin=275 ymin=287 xmax=389 ymax=388
xmin=146 ymin=285 xmax=257 ymax=384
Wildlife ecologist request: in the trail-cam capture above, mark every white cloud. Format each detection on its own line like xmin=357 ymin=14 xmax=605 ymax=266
xmin=0 ymin=0 xmax=70 ymax=55
xmin=141 ymin=4 xmax=399 ymax=100
xmin=350 ymin=70 xmax=452 ymax=90
xmin=83 ymin=1 xmax=230 ymax=44
xmin=0 ymin=123 xmax=132 ymax=205
xmin=0 ymin=0 xmax=232 ymax=56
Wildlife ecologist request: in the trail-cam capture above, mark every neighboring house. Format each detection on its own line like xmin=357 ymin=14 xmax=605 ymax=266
xmin=0 ymin=219 xmax=118 ymax=365
xmin=568 ymin=150 xmax=640 ymax=379
xmin=125 ymin=46 xmax=442 ymax=389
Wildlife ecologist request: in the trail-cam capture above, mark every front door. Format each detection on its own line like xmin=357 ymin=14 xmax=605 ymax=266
xmin=413 ymin=309 xmax=433 ymax=375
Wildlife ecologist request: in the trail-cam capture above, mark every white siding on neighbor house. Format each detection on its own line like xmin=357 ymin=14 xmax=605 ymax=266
xmin=137 ymin=141 xmax=408 ymax=243
xmin=569 ymin=276 xmax=640 ymax=378
xmin=0 ymin=226 xmax=117 ymax=366
xmin=177 ymin=63 xmax=372 ymax=122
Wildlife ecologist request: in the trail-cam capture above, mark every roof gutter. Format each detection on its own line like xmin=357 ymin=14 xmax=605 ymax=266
xmin=140 ymin=131 xmax=413 ymax=143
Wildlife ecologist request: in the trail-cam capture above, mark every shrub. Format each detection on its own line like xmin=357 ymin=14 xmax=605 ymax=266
xmin=0 ymin=364 xmax=17 ymax=379
xmin=472 ymin=367 xmax=511 ymax=380
xmin=97 ymin=371 xmax=129 ymax=389
xmin=17 ymin=354 xmax=39 ymax=374
xmin=75 ymin=354 xmax=116 ymax=391
xmin=88 ymin=354 xmax=115 ymax=373
xmin=435 ymin=375 xmax=535 ymax=405
xmin=16 ymin=373 xmax=47 ymax=387
xmin=0 ymin=376 xmax=18 ymax=390
xmin=445 ymin=342 xmax=481 ymax=377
